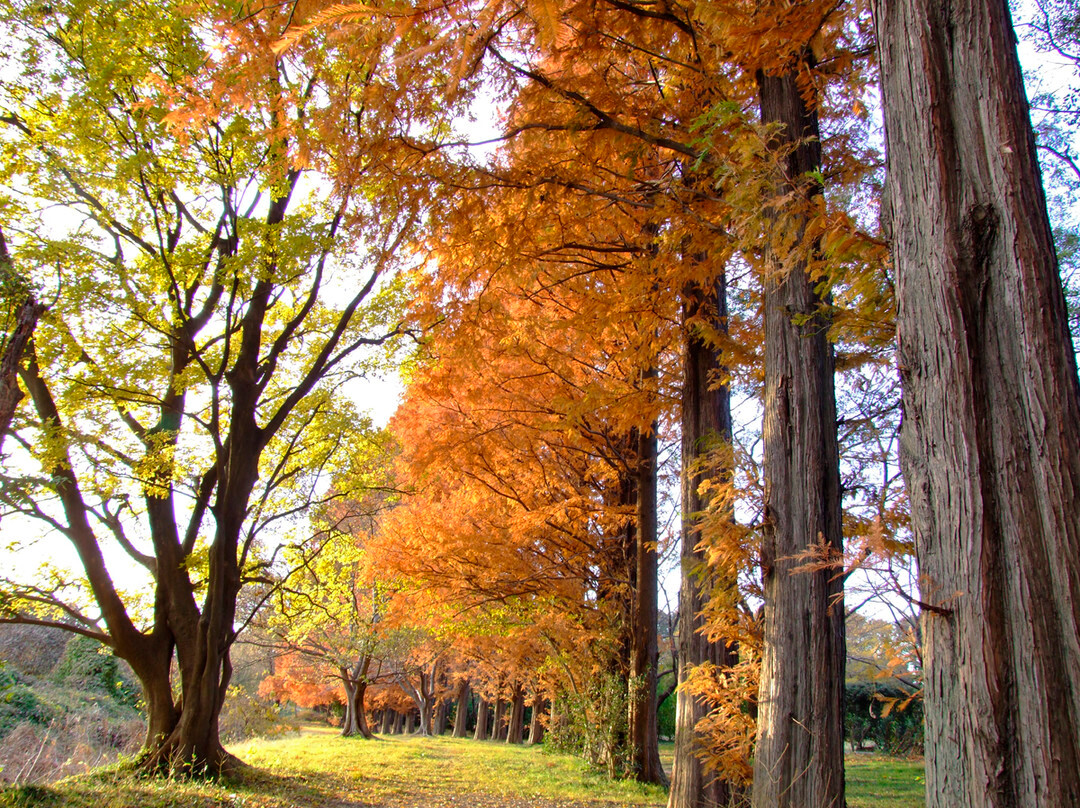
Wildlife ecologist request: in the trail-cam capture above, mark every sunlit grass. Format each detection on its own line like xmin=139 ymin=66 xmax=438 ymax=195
xmin=0 ymin=727 xmax=667 ymax=808
xmin=846 ymin=754 xmax=925 ymax=808
xmin=0 ymin=727 xmax=924 ymax=808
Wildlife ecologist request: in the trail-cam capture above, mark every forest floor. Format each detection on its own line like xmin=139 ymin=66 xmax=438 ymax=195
xmin=0 ymin=725 xmax=924 ymax=808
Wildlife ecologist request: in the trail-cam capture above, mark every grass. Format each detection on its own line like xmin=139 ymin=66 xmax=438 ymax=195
xmin=846 ymin=753 xmax=925 ymax=808
xmin=0 ymin=726 xmax=924 ymax=808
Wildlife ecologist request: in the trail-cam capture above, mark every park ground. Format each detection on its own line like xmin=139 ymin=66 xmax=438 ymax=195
xmin=0 ymin=726 xmax=924 ymax=808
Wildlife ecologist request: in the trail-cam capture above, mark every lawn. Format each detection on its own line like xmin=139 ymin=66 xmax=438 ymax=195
xmin=846 ymin=753 xmax=925 ymax=808
xmin=0 ymin=728 xmax=924 ymax=808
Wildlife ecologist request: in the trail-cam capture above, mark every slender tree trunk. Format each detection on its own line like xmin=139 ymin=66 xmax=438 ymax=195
xmin=506 ymin=684 xmax=525 ymax=744
xmin=434 ymin=698 xmax=449 ymax=735
xmin=628 ymin=425 xmax=668 ymax=786
xmin=473 ymin=698 xmax=490 ymax=741
xmin=392 ymin=711 xmax=403 ymax=735
xmin=492 ymin=698 xmax=508 ymax=741
xmin=871 ymin=0 xmax=1080 ymax=804
xmin=453 ymin=680 xmax=471 ymax=738
xmin=669 ymin=276 xmax=742 ymax=808
xmin=527 ymin=694 xmax=546 ymax=745
xmin=380 ymin=709 xmax=392 ymax=735
xmin=405 ymin=711 xmax=415 ymax=734
xmin=751 ymin=66 xmax=845 ymax=808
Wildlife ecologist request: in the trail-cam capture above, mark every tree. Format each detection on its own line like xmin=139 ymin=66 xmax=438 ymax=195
xmin=0 ymin=225 xmax=44 ymax=457
xmin=871 ymin=0 xmax=1080 ymax=804
xmin=0 ymin=0 xmax=425 ymax=773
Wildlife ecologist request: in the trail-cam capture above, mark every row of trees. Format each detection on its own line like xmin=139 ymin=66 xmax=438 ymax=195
xmin=1 ymin=0 xmax=1078 ymax=806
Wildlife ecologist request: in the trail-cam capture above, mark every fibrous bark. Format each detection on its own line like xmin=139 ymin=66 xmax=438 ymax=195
xmin=628 ymin=425 xmax=668 ymax=786
xmin=453 ymin=680 xmax=471 ymax=737
xmin=871 ymin=0 xmax=1080 ymax=804
xmin=527 ymin=694 xmax=546 ymax=745
xmin=668 ymin=275 xmax=741 ymax=808
xmin=751 ymin=66 xmax=845 ymax=808
xmin=506 ymin=683 xmax=526 ymax=744
xmin=473 ymin=698 xmax=490 ymax=741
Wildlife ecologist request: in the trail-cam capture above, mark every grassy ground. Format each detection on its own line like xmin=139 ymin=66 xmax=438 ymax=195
xmin=846 ymin=754 xmax=925 ymax=808
xmin=0 ymin=727 xmax=924 ymax=808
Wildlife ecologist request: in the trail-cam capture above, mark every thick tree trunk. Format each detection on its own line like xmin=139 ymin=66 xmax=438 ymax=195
xmin=453 ymin=680 xmax=471 ymax=737
xmin=527 ymin=694 xmax=546 ymax=745
xmin=668 ymin=277 xmax=742 ymax=808
xmin=473 ymin=698 xmax=490 ymax=741
xmin=628 ymin=426 xmax=668 ymax=786
xmin=341 ymin=674 xmax=372 ymax=739
xmin=871 ymin=1 xmax=1080 ymax=804
xmin=751 ymin=67 xmax=845 ymax=808
xmin=506 ymin=683 xmax=526 ymax=744
xmin=492 ymin=697 xmax=508 ymax=741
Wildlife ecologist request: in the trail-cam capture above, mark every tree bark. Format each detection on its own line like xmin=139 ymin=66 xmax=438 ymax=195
xmin=751 ymin=66 xmax=845 ymax=808
xmin=506 ymin=683 xmax=526 ymax=744
xmin=668 ymin=276 xmax=742 ymax=808
xmin=434 ymin=698 xmax=449 ymax=736
xmin=473 ymin=697 xmax=490 ymax=741
xmin=492 ymin=697 xmax=508 ymax=741
xmin=628 ymin=425 xmax=668 ymax=786
xmin=405 ymin=711 xmax=415 ymax=734
xmin=527 ymin=694 xmax=546 ymax=745
xmin=392 ymin=710 xmax=403 ymax=735
xmin=871 ymin=0 xmax=1080 ymax=804
xmin=379 ymin=709 xmax=392 ymax=735
xmin=453 ymin=680 xmax=471 ymax=738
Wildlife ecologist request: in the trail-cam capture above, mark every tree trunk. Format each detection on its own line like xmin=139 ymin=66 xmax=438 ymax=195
xmin=871 ymin=0 xmax=1080 ymax=804
xmin=393 ymin=711 xmax=403 ymax=735
xmin=492 ymin=698 xmax=507 ymax=741
xmin=341 ymin=674 xmax=372 ymax=739
xmin=628 ymin=425 xmax=668 ymax=786
xmin=506 ymin=683 xmax=526 ymax=744
xmin=751 ymin=66 xmax=845 ymax=808
xmin=434 ymin=698 xmax=449 ymax=736
xmin=668 ymin=276 xmax=742 ymax=808
xmin=405 ymin=711 xmax=415 ymax=734
xmin=527 ymin=694 xmax=546 ymax=745
xmin=0 ymin=268 xmax=44 ymax=459
xmin=473 ymin=698 xmax=490 ymax=741
xmin=453 ymin=681 xmax=471 ymax=737
xmin=379 ymin=709 xmax=392 ymax=735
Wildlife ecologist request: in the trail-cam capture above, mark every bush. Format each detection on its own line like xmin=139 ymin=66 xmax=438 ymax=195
xmin=218 ymin=686 xmax=297 ymax=743
xmin=845 ymin=683 xmax=923 ymax=756
xmin=52 ymin=639 xmax=139 ymax=709
xmin=546 ymin=672 xmax=632 ymax=778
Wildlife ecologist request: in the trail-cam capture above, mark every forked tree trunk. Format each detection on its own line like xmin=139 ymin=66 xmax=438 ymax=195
xmin=628 ymin=425 xmax=667 ymax=786
xmin=527 ymin=694 xmax=546 ymax=744
xmin=668 ymin=276 xmax=742 ymax=808
xmin=473 ymin=698 xmax=490 ymax=741
xmin=752 ymin=66 xmax=845 ymax=808
xmin=453 ymin=680 xmax=471 ymax=737
xmin=341 ymin=674 xmax=372 ymax=739
xmin=506 ymin=684 xmax=526 ymax=744
xmin=871 ymin=0 xmax=1080 ymax=804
